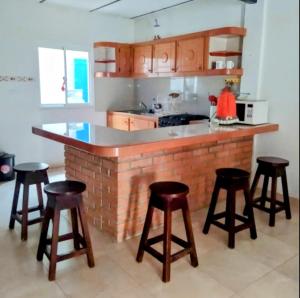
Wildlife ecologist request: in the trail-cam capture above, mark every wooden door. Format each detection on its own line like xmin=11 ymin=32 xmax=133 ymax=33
xmin=153 ymin=42 xmax=176 ymax=73
xmin=118 ymin=46 xmax=132 ymax=75
xmin=129 ymin=117 xmax=156 ymax=131
xmin=133 ymin=45 xmax=153 ymax=75
xmin=107 ymin=113 xmax=129 ymax=131
xmin=177 ymin=37 xmax=205 ymax=73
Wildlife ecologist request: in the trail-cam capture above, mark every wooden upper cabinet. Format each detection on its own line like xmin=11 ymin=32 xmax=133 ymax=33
xmin=95 ymin=27 xmax=245 ymax=78
xmin=117 ymin=46 xmax=132 ymax=75
xmin=177 ymin=37 xmax=205 ymax=73
xmin=153 ymin=42 xmax=176 ymax=73
xmin=133 ymin=45 xmax=153 ymax=75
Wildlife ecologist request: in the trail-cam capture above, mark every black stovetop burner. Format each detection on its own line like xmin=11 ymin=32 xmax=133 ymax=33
xmin=159 ymin=114 xmax=209 ymax=127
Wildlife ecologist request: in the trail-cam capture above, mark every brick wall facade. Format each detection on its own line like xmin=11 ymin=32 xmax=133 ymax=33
xmin=65 ymin=136 xmax=253 ymax=242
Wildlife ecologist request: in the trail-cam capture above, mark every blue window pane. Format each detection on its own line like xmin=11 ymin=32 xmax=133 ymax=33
xmin=75 ymin=123 xmax=90 ymax=142
xmin=74 ymin=59 xmax=88 ymax=103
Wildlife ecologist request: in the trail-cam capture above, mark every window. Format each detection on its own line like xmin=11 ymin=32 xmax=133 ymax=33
xmin=38 ymin=47 xmax=90 ymax=106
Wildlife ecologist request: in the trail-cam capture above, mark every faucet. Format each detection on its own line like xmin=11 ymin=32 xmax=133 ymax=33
xmin=139 ymin=101 xmax=148 ymax=112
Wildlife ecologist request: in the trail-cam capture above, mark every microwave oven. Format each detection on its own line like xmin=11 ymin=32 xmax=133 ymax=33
xmin=236 ymin=100 xmax=269 ymax=125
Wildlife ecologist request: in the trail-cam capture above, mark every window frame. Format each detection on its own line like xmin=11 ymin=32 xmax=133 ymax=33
xmin=37 ymin=45 xmax=93 ymax=109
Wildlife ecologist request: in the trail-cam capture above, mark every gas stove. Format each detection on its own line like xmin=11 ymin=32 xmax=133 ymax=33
xmin=158 ymin=114 xmax=209 ymax=127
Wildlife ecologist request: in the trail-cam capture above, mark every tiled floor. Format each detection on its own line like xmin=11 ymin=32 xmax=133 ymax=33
xmin=0 ymin=168 xmax=299 ymax=298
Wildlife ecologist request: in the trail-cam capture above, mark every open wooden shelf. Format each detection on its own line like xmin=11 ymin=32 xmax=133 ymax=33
xmin=95 ymin=72 xmax=118 ymax=78
xmin=205 ymin=68 xmax=244 ymax=76
xmin=95 ymin=60 xmax=116 ymax=64
xmin=209 ymin=51 xmax=242 ymax=57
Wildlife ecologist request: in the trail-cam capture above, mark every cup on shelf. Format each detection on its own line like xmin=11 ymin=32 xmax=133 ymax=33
xmin=226 ymin=61 xmax=235 ymax=69
xmin=213 ymin=61 xmax=226 ymax=69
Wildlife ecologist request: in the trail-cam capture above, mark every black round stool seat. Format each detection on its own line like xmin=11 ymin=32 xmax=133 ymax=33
xmin=37 ymin=180 xmax=94 ymax=281
xmin=257 ymin=156 xmax=289 ymax=167
xmin=9 ymin=162 xmax=49 ymax=241
xmin=14 ymin=162 xmax=49 ymax=173
xmin=150 ymin=181 xmax=189 ymax=200
xmin=203 ymin=168 xmax=257 ymax=249
xmin=44 ymin=180 xmax=86 ymax=196
xmin=247 ymin=156 xmax=292 ymax=227
xmin=137 ymin=181 xmax=198 ymax=282
xmin=216 ymin=168 xmax=250 ymax=180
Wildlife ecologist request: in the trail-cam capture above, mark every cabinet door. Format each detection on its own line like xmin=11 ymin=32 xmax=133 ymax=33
xmin=133 ymin=45 xmax=153 ymax=75
xmin=107 ymin=114 xmax=129 ymax=131
xmin=118 ymin=46 xmax=132 ymax=75
xmin=153 ymin=42 xmax=176 ymax=73
xmin=129 ymin=117 xmax=156 ymax=131
xmin=177 ymin=37 xmax=205 ymax=73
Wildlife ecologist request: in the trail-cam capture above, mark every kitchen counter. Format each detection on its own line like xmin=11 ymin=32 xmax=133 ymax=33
xmin=32 ymin=122 xmax=278 ymax=242
xmin=32 ymin=122 xmax=278 ymax=158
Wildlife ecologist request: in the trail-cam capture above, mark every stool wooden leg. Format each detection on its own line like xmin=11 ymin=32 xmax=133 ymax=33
xmin=269 ymin=176 xmax=277 ymax=227
xmin=37 ymin=207 xmax=52 ymax=261
xmin=36 ymin=183 xmax=45 ymax=217
xmin=136 ymin=199 xmax=154 ymax=263
xmin=21 ymin=183 xmax=29 ymax=241
xmin=71 ymin=208 xmax=81 ymax=250
xmin=203 ymin=179 xmax=221 ymax=234
xmin=78 ymin=201 xmax=95 ymax=268
xmin=227 ymin=190 xmax=236 ymax=249
xmin=244 ymin=188 xmax=257 ymax=240
xmin=43 ymin=172 xmax=50 ymax=185
xmin=281 ymin=170 xmax=292 ymax=220
xmin=163 ymin=208 xmax=172 ymax=283
xmin=9 ymin=180 xmax=21 ymax=230
xmin=261 ymin=176 xmax=269 ymax=208
xmin=182 ymin=201 xmax=198 ymax=267
xmin=244 ymin=169 xmax=261 ymax=215
xmin=49 ymin=208 xmax=60 ymax=281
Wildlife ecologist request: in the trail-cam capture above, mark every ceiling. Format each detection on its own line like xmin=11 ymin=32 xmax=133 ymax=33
xmin=39 ymin=0 xmax=198 ymax=19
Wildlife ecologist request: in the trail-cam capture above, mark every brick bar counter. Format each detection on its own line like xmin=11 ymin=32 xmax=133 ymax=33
xmin=33 ymin=122 xmax=278 ymax=242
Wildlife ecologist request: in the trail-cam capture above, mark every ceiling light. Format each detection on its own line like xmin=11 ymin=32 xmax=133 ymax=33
xmin=154 ymin=19 xmax=160 ymax=28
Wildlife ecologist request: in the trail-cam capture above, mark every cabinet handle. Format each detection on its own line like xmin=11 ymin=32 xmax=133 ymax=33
xmin=172 ymin=67 xmax=177 ymax=72
xmin=199 ymin=66 xmax=203 ymax=71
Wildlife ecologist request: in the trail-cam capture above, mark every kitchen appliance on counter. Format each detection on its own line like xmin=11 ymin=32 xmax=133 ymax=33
xmin=159 ymin=114 xmax=209 ymax=127
xmin=236 ymin=100 xmax=269 ymax=125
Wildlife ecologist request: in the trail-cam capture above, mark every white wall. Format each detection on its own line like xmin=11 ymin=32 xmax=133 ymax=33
xmin=250 ymin=0 xmax=299 ymax=197
xmin=135 ymin=77 xmax=226 ymax=116
xmin=134 ymin=0 xmax=244 ymax=42
xmin=0 ymin=0 xmax=134 ymax=166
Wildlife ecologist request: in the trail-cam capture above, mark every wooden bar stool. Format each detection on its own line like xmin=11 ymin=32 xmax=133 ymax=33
xmin=245 ymin=157 xmax=292 ymax=227
xmin=136 ymin=181 xmax=198 ymax=283
xmin=203 ymin=168 xmax=257 ymax=249
xmin=37 ymin=180 xmax=95 ymax=281
xmin=9 ymin=162 xmax=49 ymax=241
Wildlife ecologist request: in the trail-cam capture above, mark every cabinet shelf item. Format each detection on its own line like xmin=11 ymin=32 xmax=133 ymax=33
xmin=209 ymin=51 xmax=242 ymax=57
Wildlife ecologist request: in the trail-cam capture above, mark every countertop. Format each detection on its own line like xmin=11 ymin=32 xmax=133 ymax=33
xmin=32 ymin=122 xmax=279 ymax=157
